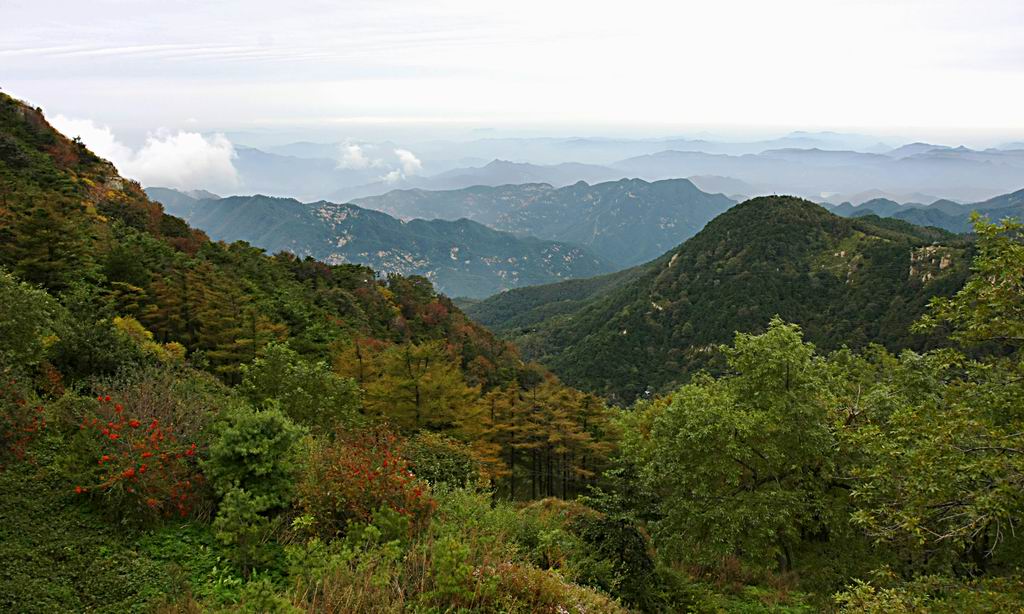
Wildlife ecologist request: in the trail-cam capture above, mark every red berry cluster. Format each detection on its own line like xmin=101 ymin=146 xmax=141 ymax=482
xmin=0 ymin=378 xmax=45 ymax=467
xmin=75 ymin=395 xmax=202 ymax=518
xmin=299 ymin=426 xmax=435 ymax=535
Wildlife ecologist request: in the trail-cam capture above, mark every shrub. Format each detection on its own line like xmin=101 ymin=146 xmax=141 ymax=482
xmin=204 ymin=402 xmax=303 ymax=576
xmin=240 ymin=342 xmax=360 ymax=432
xmin=213 ymin=488 xmax=283 ymax=574
xmin=0 ymin=268 xmax=62 ymax=369
xmin=204 ymin=401 xmax=304 ymax=510
xmin=61 ymin=364 xmax=228 ymax=446
xmin=71 ymin=394 xmax=204 ymax=519
xmin=112 ymin=315 xmax=186 ymax=365
xmin=514 ymin=498 xmax=707 ymax=613
xmin=404 ymin=431 xmax=483 ymax=489
xmin=0 ymin=375 xmax=45 ymax=467
xmin=49 ymin=283 xmax=151 ymax=382
xmin=296 ymin=426 xmax=435 ymax=538
xmin=235 ymin=572 xmax=301 ymax=614
xmin=286 ymin=516 xmax=408 ymax=613
xmin=834 ymin=571 xmax=1024 ymax=613
xmin=419 ymin=535 xmax=478 ymax=607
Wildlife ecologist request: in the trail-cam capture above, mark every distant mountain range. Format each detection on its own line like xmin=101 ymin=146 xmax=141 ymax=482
xmin=199 ymin=135 xmax=1024 ymax=206
xmin=465 ymin=197 xmax=969 ymax=401
xmin=353 ymin=178 xmax=736 ymax=268
xmin=330 ymin=160 xmax=625 ymax=203
xmin=825 ymin=188 xmax=1024 ymax=233
xmin=611 ymin=146 xmax=1024 ymax=203
xmin=145 ymin=188 xmax=612 ymax=298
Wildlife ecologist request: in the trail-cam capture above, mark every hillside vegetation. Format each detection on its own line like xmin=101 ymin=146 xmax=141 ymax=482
xmin=3 ymin=92 xmax=1024 ymax=612
xmin=468 ymin=198 xmax=970 ymax=401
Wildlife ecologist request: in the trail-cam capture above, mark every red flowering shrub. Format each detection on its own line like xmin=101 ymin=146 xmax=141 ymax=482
xmin=0 ymin=377 xmax=45 ymax=467
xmin=297 ymin=426 xmax=435 ymax=538
xmin=73 ymin=395 xmax=204 ymax=519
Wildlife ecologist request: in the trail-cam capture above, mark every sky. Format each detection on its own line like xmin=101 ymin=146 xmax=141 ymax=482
xmin=2 ymin=0 xmax=1023 ymax=188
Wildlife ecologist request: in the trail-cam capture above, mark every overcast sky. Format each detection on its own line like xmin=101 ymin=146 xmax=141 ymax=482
xmin=3 ymin=0 xmax=1023 ymax=146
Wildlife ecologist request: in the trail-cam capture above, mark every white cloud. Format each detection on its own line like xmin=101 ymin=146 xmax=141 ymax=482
xmin=394 ymin=148 xmax=422 ymax=176
xmin=337 ymin=143 xmax=373 ymax=169
xmin=51 ymin=115 xmax=239 ymax=192
xmin=381 ymin=169 xmax=403 ymax=183
xmin=130 ymin=131 xmax=238 ymax=192
xmin=51 ymin=115 xmax=133 ymax=164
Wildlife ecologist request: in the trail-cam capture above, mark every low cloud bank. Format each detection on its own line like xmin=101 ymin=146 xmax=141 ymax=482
xmin=52 ymin=115 xmax=239 ymax=192
xmin=335 ymin=142 xmax=423 ymax=183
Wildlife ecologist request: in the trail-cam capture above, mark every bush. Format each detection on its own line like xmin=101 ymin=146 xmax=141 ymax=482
xmin=212 ymin=488 xmax=284 ymax=574
xmin=0 ymin=375 xmax=46 ymax=467
xmin=834 ymin=571 xmax=1024 ymax=613
xmin=405 ymin=431 xmax=483 ymax=489
xmin=511 ymin=498 xmax=707 ymax=613
xmin=0 ymin=268 xmax=62 ymax=369
xmin=240 ymin=343 xmax=360 ymax=432
xmin=296 ymin=426 xmax=435 ymax=538
xmin=286 ymin=515 xmax=408 ymax=612
xmin=49 ymin=283 xmax=150 ymax=383
xmin=69 ymin=394 xmax=205 ymax=520
xmin=204 ymin=402 xmax=304 ymax=510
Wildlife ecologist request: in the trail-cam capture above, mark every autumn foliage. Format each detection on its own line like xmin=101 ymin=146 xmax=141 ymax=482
xmin=74 ymin=395 xmax=203 ymax=518
xmin=0 ymin=378 xmax=45 ymax=467
xmin=298 ymin=426 xmax=436 ymax=537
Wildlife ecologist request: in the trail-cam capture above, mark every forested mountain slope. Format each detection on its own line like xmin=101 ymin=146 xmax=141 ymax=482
xmin=0 ymin=90 xmax=649 ymax=612
xmin=470 ymin=197 xmax=971 ymax=401
xmin=145 ymin=188 xmax=613 ymax=298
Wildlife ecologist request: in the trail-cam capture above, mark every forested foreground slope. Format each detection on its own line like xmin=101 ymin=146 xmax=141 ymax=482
xmin=2 ymin=92 xmax=1024 ymax=612
xmin=469 ymin=198 xmax=971 ymax=400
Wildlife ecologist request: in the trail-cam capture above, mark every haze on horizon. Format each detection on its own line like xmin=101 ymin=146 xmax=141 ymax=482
xmin=4 ymin=0 xmax=1024 ymax=195
xmin=4 ymin=0 xmax=1024 ymax=140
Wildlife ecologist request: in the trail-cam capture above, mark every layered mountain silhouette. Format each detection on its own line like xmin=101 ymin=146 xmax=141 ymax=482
xmin=354 ymin=178 xmax=736 ymax=267
xmin=145 ymin=188 xmax=613 ymax=298
xmin=826 ymin=188 xmax=1024 ymax=233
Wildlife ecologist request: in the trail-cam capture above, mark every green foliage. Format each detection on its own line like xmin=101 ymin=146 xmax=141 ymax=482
xmin=420 ymin=536 xmax=476 ymax=606
xmin=0 ymin=268 xmax=61 ymax=369
xmin=240 ymin=342 xmax=360 ymax=431
xmin=0 ymin=432 xmax=189 ymax=613
xmin=213 ymin=487 xmax=283 ymax=574
xmin=405 ymin=431 xmax=483 ymax=489
xmin=204 ymin=402 xmax=305 ymax=509
xmin=642 ymin=319 xmax=838 ymax=568
xmin=916 ymin=215 xmax=1024 ymax=349
xmin=834 ymin=570 xmax=1024 ymax=613
xmin=235 ymin=572 xmax=301 ymax=614
xmin=50 ymin=283 xmax=151 ymax=383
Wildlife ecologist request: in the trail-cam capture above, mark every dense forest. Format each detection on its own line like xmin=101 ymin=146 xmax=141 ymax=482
xmin=2 ymin=91 xmax=1024 ymax=612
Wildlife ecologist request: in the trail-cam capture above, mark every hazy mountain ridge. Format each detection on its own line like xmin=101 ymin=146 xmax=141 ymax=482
xmin=146 ymin=189 xmax=613 ymax=298
xmin=611 ymin=146 xmax=1024 ymax=203
xmin=200 ymin=134 xmax=1024 ymax=206
xmin=826 ymin=188 xmax=1024 ymax=233
xmin=355 ymin=178 xmax=736 ymax=267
